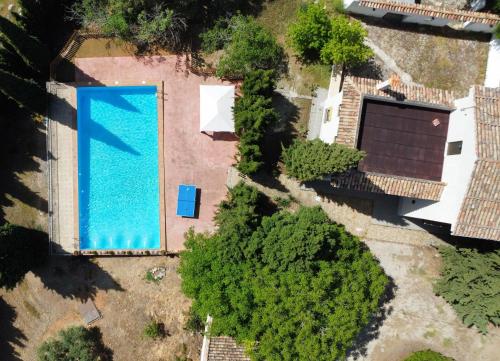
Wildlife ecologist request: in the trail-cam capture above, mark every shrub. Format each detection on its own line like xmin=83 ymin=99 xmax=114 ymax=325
xmin=37 ymin=326 xmax=111 ymax=361
xmin=201 ymin=15 xmax=286 ymax=79
xmin=403 ymin=350 xmax=454 ymax=361
xmin=282 ymin=139 xmax=365 ymax=181
xmin=0 ymin=224 xmax=48 ymax=290
xmin=320 ymin=16 xmax=372 ymax=68
xmin=135 ymin=5 xmax=187 ymax=47
xmin=184 ymin=308 xmax=204 ymax=332
xmin=143 ymin=320 xmax=165 ymax=339
xmin=179 ymin=183 xmax=388 ymax=360
xmin=434 ymin=247 xmax=500 ymax=334
xmin=234 ymin=70 xmax=278 ymax=175
xmin=287 ymin=4 xmax=332 ymax=61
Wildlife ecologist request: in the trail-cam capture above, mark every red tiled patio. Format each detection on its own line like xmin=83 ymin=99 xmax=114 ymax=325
xmin=75 ymin=56 xmax=237 ymax=252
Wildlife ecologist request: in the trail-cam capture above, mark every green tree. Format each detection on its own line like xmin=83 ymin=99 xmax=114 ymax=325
xmin=282 ymin=139 xmax=365 ymax=182
xmin=0 ymin=16 xmax=49 ymax=74
xmin=320 ymin=15 xmax=372 ymax=68
xmin=0 ymin=224 xmax=48 ymax=290
xmin=135 ymin=5 xmax=187 ymax=47
xmin=0 ymin=68 xmax=46 ymax=113
xmin=287 ymin=3 xmax=332 ymax=61
xmin=179 ymin=183 xmax=388 ymax=361
xmin=37 ymin=326 xmax=111 ymax=361
xmin=434 ymin=247 xmax=500 ymax=334
xmin=404 ymin=350 xmax=454 ymax=361
xmin=234 ymin=72 xmax=278 ymax=175
xmin=201 ymin=15 xmax=286 ymax=79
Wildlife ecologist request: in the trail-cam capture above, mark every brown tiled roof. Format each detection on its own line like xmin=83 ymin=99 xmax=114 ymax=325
xmin=336 ymin=77 xmax=455 ymax=148
xmin=332 ymin=170 xmax=445 ymax=201
xmin=207 ymin=337 xmax=250 ymax=361
xmin=357 ymin=0 xmax=500 ymax=26
xmin=454 ymin=87 xmax=500 ymax=240
xmin=333 ymin=76 xmax=453 ymax=200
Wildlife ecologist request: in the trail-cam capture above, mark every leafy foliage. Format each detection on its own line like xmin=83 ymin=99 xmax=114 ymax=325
xmin=179 ymin=183 xmax=388 ymax=360
xmin=37 ymin=326 xmax=112 ymax=361
xmin=282 ymin=139 xmax=365 ymax=181
xmin=287 ymin=4 xmax=332 ymax=61
xmin=69 ymin=0 xmax=186 ymax=48
xmin=234 ymin=70 xmax=278 ymax=175
xmin=320 ymin=15 xmax=373 ymax=67
xmin=143 ymin=320 xmax=165 ymax=339
xmin=201 ymin=15 xmax=286 ymax=79
xmin=434 ymin=247 xmax=500 ymax=334
xmin=403 ymin=350 xmax=454 ymax=361
xmin=0 ymin=223 xmax=48 ymax=290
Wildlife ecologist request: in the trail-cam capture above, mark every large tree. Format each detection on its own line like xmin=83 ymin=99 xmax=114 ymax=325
xmin=287 ymin=3 xmax=332 ymax=61
xmin=179 ymin=183 xmax=388 ymax=360
xmin=282 ymin=139 xmax=365 ymax=182
xmin=320 ymin=15 xmax=373 ymax=68
xmin=37 ymin=326 xmax=112 ymax=361
xmin=434 ymin=246 xmax=500 ymax=334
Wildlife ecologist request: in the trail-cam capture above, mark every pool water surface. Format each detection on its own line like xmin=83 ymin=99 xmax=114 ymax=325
xmin=77 ymin=86 xmax=160 ymax=250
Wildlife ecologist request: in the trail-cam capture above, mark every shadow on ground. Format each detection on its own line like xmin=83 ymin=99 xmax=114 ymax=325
xmin=346 ymin=276 xmax=398 ymax=359
xmin=0 ymin=298 xmax=26 ymax=361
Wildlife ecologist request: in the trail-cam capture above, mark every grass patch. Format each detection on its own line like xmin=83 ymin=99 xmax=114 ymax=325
xmin=423 ymin=328 xmax=438 ymax=339
xmin=443 ymin=338 xmax=453 ymax=347
xmin=144 ymin=271 xmax=159 ymax=284
xmin=256 ymin=0 xmax=332 ymax=95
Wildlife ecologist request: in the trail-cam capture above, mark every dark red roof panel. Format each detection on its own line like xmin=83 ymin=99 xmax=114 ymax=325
xmin=357 ymin=99 xmax=450 ymax=181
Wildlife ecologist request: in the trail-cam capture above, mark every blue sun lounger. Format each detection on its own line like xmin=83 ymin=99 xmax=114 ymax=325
xmin=176 ymin=184 xmax=197 ymax=217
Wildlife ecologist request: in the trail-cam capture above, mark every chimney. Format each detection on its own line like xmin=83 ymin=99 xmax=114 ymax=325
xmin=376 ymin=74 xmax=401 ymax=91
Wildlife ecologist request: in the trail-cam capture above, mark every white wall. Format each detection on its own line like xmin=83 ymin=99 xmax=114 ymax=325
xmin=398 ymin=91 xmax=477 ymax=227
xmin=319 ymin=92 xmax=343 ymax=144
xmin=344 ymin=0 xmax=496 ymax=33
xmin=485 ymin=36 xmax=500 ymax=88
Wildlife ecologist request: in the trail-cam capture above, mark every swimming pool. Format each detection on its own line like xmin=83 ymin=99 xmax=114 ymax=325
xmin=77 ymin=86 xmax=160 ymax=250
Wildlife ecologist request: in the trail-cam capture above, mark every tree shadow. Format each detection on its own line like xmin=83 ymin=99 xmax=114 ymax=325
xmin=346 ymin=275 xmax=398 ymax=359
xmin=35 ymin=244 xmax=124 ymax=302
xmin=348 ymin=58 xmax=385 ymax=80
xmin=0 ymin=298 xmax=26 ymax=361
xmin=0 ymin=98 xmax=48 ymax=224
xmin=88 ymin=326 xmax=114 ymax=361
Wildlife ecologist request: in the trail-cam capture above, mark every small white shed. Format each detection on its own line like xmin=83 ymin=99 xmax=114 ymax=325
xmin=199 ymin=85 xmax=235 ymax=133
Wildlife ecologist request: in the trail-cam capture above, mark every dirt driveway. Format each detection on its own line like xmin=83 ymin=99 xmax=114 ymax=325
xmin=0 ymin=256 xmax=201 ymax=361
xmin=353 ymin=239 xmax=500 ymax=361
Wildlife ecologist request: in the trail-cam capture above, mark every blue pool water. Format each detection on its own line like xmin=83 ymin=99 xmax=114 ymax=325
xmin=77 ymin=86 xmax=160 ymax=250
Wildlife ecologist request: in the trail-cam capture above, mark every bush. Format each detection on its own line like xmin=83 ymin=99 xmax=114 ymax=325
xmin=320 ymin=15 xmax=373 ymax=68
xmin=143 ymin=320 xmax=165 ymax=339
xmin=201 ymin=15 xmax=286 ymax=79
xmin=234 ymin=70 xmax=278 ymax=175
xmin=434 ymin=247 xmax=500 ymax=334
xmin=282 ymin=139 xmax=365 ymax=182
xmin=179 ymin=183 xmax=388 ymax=360
xmin=37 ymin=326 xmax=111 ymax=361
xmin=135 ymin=5 xmax=187 ymax=47
xmin=403 ymin=350 xmax=454 ymax=361
xmin=287 ymin=4 xmax=332 ymax=61
xmin=0 ymin=223 xmax=48 ymax=290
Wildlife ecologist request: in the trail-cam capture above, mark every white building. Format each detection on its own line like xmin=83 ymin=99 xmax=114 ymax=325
xmin=319 ymin=74 xmax=499 ymax=241
xmin=344 ymin=0 xmax=500 ymax=34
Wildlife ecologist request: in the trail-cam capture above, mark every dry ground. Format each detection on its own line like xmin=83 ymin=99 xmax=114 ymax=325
xmin=0 ymin=256 xmax=201 ymax=361
xmin=359 ymin=17 xmax=490 ymax=92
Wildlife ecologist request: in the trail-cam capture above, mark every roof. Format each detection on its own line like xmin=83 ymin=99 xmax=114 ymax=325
xmin=207 ymin=337 xmax=250 ymax=361
xmin=357 ymin=99 xmax=450 ymax=181
xmin=332 ymin=76 xmax=454 ymax=200
xmin=357 ymin=0 xmax=500 ymax=26
xmin=200 ymin=85 xmax=235 ymax=132
xmin=454 ymin=87 xmax=500 ymax=240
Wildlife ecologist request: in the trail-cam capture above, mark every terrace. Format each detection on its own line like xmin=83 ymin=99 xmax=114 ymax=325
xmin=47 ymin=55 xmax=237 ymax=254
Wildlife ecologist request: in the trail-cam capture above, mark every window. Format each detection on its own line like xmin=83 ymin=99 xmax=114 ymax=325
xmin=447 ymin=141 xmax=462 ymax=155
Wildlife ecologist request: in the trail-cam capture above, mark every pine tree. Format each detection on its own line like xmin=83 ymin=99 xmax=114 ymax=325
xmin=13 ymin=0 xmax=52 ymax=45
xmin=0 ymin=16 xmax=49 ymax=75
xmin=0 ymin=68 xmax=45 ymax=113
